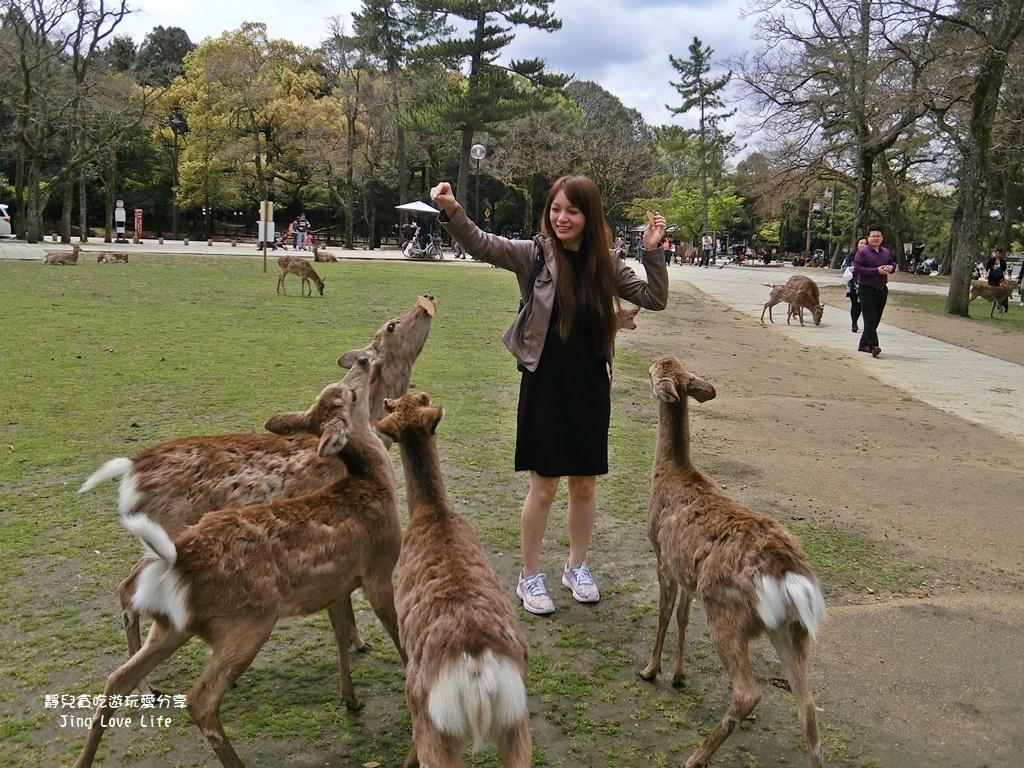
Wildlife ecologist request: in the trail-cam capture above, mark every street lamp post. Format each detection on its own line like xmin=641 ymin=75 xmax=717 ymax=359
xmin=470 ymin=143 xmax=486 ymax=223
xmin=169 ymin=110 xmax=189 ymax=241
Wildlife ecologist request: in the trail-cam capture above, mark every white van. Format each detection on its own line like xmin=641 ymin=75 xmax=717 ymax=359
xmin=0 ymin=203 xmax=12 ymax=237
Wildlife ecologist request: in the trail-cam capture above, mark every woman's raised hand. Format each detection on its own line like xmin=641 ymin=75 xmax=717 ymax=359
xmin=430 ymin=182 xmax=458 ymax=217
xmin=643 ymin=211 xmax=667 ymax=251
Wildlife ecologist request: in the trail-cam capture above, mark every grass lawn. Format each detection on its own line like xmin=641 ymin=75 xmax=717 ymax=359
xmin=0 ymin=253 xmax=942 ymax=767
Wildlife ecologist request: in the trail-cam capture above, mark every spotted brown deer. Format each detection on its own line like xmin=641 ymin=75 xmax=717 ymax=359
xmin=376 ymin=393 xmax=531 ymax=768
xmin=640 ymin=356 xmax=827 ymax=768
xmin=784 ymin=275 xmax=824 ymax=325
xmin=77 ymin=296 xmax=436 ymax=696
xmin=72 ymin=381 xmax=405 ymax=768
xmin=277 ymin=254 xmax=325 ymax=295
xmin=760 ymin=276 xmax=824 ymax=326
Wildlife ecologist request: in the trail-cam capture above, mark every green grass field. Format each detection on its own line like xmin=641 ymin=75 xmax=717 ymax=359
xmin=0 ymin=254 xmax=938 ymax=767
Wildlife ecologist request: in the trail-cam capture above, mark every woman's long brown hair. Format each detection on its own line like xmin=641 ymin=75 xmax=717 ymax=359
xmin=540 ymin=175 xmax=618 ymax=358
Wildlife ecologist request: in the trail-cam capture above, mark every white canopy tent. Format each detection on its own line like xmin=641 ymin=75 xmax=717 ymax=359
xmin=395 ymin=200 xmax=440 ymax=214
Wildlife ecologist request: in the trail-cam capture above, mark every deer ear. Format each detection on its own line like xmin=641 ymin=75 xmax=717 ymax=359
xmin=264 ymin=411 xmax=310 ymax=435
xmin=318 ymin=422 xmax=348 ymax=457
xmin=337 ymin=349 xmax=366 ymax=369
xmin=652 ymin=378 xmax=680 ymax=403
xmin=687 ymin=375 xmax=717 ymax=403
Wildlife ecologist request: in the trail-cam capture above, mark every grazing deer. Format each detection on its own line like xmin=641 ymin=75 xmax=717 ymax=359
xmin=376 ymin=393 xmax=531 ymax=768
xmin=784 ymin=275 xmax=824 ymax=326
xmin=72 ymin=381 xmax=405 ymax=768
xmin=640 ymin=355 xmax=827 ymax=768
xmin=760 ymin=278 xmax=824 ymax=326
xmin=42 ymin=243 xmax=80 ymax=264
xmin=277 ymin=255 xmax=325 ymax=296
xmin=969 ymin=281 xmax=1016 ymax=317
xmin=77 ymin=296 xmax=436 ymax=696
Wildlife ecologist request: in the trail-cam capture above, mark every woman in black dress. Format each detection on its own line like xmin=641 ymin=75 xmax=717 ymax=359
xmin=432 ymin=176 xmax=669 ymax=614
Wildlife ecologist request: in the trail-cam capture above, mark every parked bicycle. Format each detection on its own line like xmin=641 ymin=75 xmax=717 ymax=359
xmin=403 ymin=232 xmax=444 ymax=260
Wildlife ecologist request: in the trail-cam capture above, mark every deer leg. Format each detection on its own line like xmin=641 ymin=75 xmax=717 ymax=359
xmin=496 ymin=715 xmax=533 ymax=768
xmin=685 ymin=608 xmax=762 ymax=768
xmin=670 ymin=588 xmax=694 ymax=687
xmin=768 ymin=626 xmax=823 ymax=768
xmin=73 ymin=621 xmax=192 ymax=768
xmin=639 ymin=566 xmax=678 ymax=681
xmin=324 ymin=596 xmax=362 ymax=710
xmin=363 ymin=574 xmax=406 ymax=666
xmin=188 ymin=615 xmax=275 ymax=768
xmin=328 ymin=595 xmax=371 ymax=652
xmin=118 ymin=564 xmax=158 ymax=695
xmin=412 ymin=722 xmax=463 ymax=768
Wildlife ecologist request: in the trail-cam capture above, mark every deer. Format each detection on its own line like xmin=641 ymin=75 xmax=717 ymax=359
xmin=313 ymin=244 xmax=338 ymax=262
xmin=97 ymin=252 xmax=129 ymax=263
xmin=72 ymin=380 xmax=406 ymax=768
xmin=640 ymin=355 xmax=827 ymax=768
xmin=42 ymin=243 xmax=80 ymax=264
xmin=616 ymin=299 xmax=641 ymax=331
xmin=277 ymin=254 xmax=325 ymax=296
xmin=376 ymin=392 xmax=531 ymax=768
xmin=784 ymin=275 xmax=824 ymax=326
xmin=969 ymin=280 xmax=1016 ymax=317
xmin=760 ymin=278 xmax=824 ymax=326
xmin=77 ymin=295 xmax=436 ymax=696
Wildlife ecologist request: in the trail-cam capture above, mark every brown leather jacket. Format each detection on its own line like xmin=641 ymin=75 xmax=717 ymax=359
xmin=440 ymin=205 xmax=669 ymax=372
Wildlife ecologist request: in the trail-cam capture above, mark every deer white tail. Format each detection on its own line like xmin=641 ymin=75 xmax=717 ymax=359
xmin=756 ymin=573 xmax=827 ymax=641
xmin=427 ymin=650 xmax=527 ymax=752
xmin=122 ymin=515 xmax=190 ymax=631
xmin=78 ymin=457 xmax=133 ymax=494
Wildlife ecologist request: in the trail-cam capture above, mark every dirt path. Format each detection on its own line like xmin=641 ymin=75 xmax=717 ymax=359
xmin=614 ymin=273 xmax=1024 ymax=767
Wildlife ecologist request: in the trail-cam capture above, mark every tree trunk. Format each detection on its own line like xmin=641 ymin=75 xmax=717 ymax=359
xmin=998 ymin=164 xmax=1017 ymax=251
xmin=457 ymin=128 xmax=473 ymax=213
xmin=103 ymin=149 xmax=116 ymax=243
xmin=876 ymin=158 xmax=907 ymax=269
xmin=78 ymin=168 xmax=89 ymax=243
xmin=61 ymin=181 xmax=73 ymax=243
xmin=26 ymin=161 xmax=42 ymax=243
xmin=946 ymin=49 xmax=1009 ymax=316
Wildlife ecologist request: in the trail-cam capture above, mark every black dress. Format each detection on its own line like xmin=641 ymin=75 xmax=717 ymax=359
xmin=515 ymin=249 xmax=611 ymax=477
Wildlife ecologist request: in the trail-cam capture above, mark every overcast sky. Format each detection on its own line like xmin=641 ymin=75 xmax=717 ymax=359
xmin=116 ymin=0 xmax=756 ymax=133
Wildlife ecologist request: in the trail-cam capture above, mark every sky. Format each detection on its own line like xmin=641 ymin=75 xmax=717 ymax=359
xmin=115 ymin=0 xmax=758 ymax=136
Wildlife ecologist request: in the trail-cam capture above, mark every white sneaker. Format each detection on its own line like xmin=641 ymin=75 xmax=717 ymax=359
xmin=561 ymin=561 xmax=601 ymax=603
xmin=516 ymin=571 xmax=555 ymax=615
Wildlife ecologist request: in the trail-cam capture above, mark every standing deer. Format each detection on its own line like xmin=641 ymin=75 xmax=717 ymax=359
xmin=969 ymin=280 xmax=1016 ymax=317
xmin=640 ymin=356 xmax=827 ymax=768
xmin=277 ymin=254 xmax=325 ymax=296
xmin=376 ymin=393 xmax=531 ymax=768
xmin=72 ymin=381 xmax=405 ymax=768
xmin=77 ymin=296 xmax=436 ymax=697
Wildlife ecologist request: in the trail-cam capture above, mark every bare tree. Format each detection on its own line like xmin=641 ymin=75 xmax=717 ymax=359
xmin=0 ymin=0 xmax=154 ymax=242
xmin=735 ymin=0 xmax=944 ymax=264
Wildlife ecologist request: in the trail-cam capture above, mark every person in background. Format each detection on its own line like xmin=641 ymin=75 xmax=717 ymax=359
xmin=986 ymin=248 xmax=1010 ymax=313
xmin=295 ymin=213 xmax=310 ymax=250
xmin=430 ymin=175 xmax=669 ymax=615
xmin=853 ymin=224 xmax=896 ymax=357
xmin=841 ymin=237 xmax=867 ymax=333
